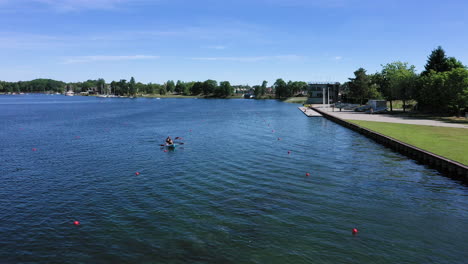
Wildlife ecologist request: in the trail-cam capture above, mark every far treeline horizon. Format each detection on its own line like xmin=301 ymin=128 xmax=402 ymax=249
xmin=1 ymin=46 xmax=467 ymax=116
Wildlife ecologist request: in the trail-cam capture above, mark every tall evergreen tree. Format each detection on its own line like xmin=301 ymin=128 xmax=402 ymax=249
xmin=261 ymin=80 xmax=267 ymax=96
xmin=129 ymin=77 xmax=136 ymax=96
xmin=422 ymin=46 xmax=465 ymax=75
xmin=348 ymin=68 xmax=370 ymax=105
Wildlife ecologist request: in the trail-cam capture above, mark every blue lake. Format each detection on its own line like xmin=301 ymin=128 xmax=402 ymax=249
xmin=1 ymin=94 xmax=467 ymax=263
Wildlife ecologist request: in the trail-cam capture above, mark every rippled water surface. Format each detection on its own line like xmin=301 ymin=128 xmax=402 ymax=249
xmin=1 ymin=94 xmax=467 ymax=263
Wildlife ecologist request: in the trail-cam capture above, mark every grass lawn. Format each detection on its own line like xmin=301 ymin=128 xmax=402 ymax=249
xmin=348 ymin=120 xmax=468 ymax=165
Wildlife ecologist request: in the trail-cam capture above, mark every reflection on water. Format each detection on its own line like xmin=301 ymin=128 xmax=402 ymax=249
xmin=0 ymin=94 xmax=467 ymax=263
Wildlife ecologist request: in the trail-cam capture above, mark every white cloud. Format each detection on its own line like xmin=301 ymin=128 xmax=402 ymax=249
xmin=333 ymin=56 xmax=342 ymax=60
xmin=62 ymin=55 xmax=160 ymax=64
xmin=206 ymin=45 xmax=227 ymax=50
xmin=44 ymin=0 xmax=122 ymax=10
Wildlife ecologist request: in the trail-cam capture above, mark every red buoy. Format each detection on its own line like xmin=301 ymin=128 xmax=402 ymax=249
xmin=32 ymin=148 xmax=37 ymax=151
xmin=164 ymin=150 xmax=168 ymax=152
xmin=352 ymin=228 xmax=358 ymax=235
xmin=74 ymin=221 xmax=80 ymax=226
xmin=288 ymin=151 xmax=291 ymax=154
xmin=305 ymin=172 xmax=310 ymax=176
xmin=135 ymin=172 xmax=140 ymax=176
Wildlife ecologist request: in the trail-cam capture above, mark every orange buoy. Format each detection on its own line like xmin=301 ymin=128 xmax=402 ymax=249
xmin=352 ymin=228 xmax=358 ymax=235
xmin=74 ymin=221 xmax=80 ymax=226
xmin=135 ymin=172 xmax=140 ymax=176
xmin=305 ymin=172 xmax=310 ymax=176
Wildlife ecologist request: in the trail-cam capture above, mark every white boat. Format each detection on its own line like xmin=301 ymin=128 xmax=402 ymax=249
xmin=65 ymin=91 xmax=74 ymax=96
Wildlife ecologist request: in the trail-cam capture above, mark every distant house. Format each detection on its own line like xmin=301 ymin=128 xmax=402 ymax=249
xmin=306 ymin=82 xmax=340 ymax=104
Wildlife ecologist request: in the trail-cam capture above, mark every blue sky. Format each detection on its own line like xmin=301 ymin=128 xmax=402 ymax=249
xmin=1 ymin=0 xmax=467 ymax=85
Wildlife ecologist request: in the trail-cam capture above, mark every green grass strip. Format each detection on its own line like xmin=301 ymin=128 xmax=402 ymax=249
xmin=347 ymin=120 xmax=468 ymax=165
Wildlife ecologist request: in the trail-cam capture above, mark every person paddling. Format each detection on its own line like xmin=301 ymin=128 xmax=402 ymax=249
xmin=166 ymin=136 xmax=174 ymax=145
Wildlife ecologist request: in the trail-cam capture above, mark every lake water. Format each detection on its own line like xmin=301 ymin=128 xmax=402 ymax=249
xmin=1 ymin=94 xmax=467 ymax=263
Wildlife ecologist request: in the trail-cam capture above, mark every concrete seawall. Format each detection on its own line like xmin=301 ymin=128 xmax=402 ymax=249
xmin=311 ymin=107 xmax=468 ymax=183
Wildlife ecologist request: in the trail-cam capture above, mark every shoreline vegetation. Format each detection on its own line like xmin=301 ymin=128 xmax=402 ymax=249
xmin=0 ymin=78 xmax=303 ymax=101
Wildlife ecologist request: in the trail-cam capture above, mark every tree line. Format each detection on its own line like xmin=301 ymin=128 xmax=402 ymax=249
xmin=0 ymin=78 xmax=239 ymax=98
xmin=273 ymin=79 xmax=308 ymax=99
xmin=344 ymin=46 xmax=467 ymax=115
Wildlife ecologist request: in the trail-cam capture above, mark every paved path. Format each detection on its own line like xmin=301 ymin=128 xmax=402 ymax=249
xmin=312 ymin=107 xmax=468 ymax=128
xmin=298 ymin=107 xmax=322 ymax=117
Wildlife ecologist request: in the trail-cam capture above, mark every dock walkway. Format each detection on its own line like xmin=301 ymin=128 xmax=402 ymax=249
xmin=298 ymin=107 xmax=322 ymax=117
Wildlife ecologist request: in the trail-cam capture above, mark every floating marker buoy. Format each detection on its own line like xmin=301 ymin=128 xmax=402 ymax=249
xmin=75 ymin=136 xmax=80 ymax=139
xmin=32 ymin=148 xmax=37 ymax=151
xmin=272 ymin=130 xmax=275 ymax=132
xmin=277 ymin=138 xmax=281 ymax=140
xmin=135 ymin=172 xmax=140 ymax=176
xmin=352 ymin=228 xmax=358 ymax=235
xmin=288 ymin=151 xmax=291 ymax=154
xmin=164 ymin=150 xmax=168 ymax=152
xmin=305 ymin=172 xmax=310 ymax=176
xmin=74 ymin=221 xmax=80 ymax=226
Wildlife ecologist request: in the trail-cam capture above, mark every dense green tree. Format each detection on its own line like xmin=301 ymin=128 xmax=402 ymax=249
xmin=116 ymin=79 xmax=127 ymax=95
xmin=261 ymin=80 xmax=267 ymax=96
xmin=110 ymin=81 xmax=117 ymax=94
xmin=445 ymin=68 xmax=468 ymax=116
xmin=150 ymin=83 xmax=162 ymax=94
xmin=216 ymin=81 xmax=233 ymax=97
xmin=377 ymin=62 xmax=417 ymax=112
xmin=175 ymin=80 xmax=184 ymax=94
xmin=135 ymin=82 xmax=146 ymax=95
xmin=274 ymin=78 xmax=288 ymax=98
xmin=253 ymin=85 xmax=261 ymax=98
xmin=166 ymin=80 xmax=175 ymax=93
xmin=191 ymin=82 xmax=203 ymax=95
xmin=348 ymin=68 xmax=371 ymax=105
xmin=96 ymin=78 xmax=106 ymax=94
xmin=254 ymin=80 xmax=268 ymax=98
xmin=418 ymin=68 xmax=468 ymax=114
xmin=129 ymin=77 xmax=137 ymax=96
xmin=159 ymin=85 xmax=167 ymax=95
xmin=288 ymin=81 xmax=308 ymax=95
xmin=202 ymin=79 xmax=217 ymax=95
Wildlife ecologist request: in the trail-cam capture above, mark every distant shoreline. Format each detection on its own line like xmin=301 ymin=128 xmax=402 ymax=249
xmin=0 ymin=92 xmax=309 ymax=104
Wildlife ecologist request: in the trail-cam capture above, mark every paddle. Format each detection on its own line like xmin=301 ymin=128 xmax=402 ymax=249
xmin=160 ymin=142 xmax=184 ymax=146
